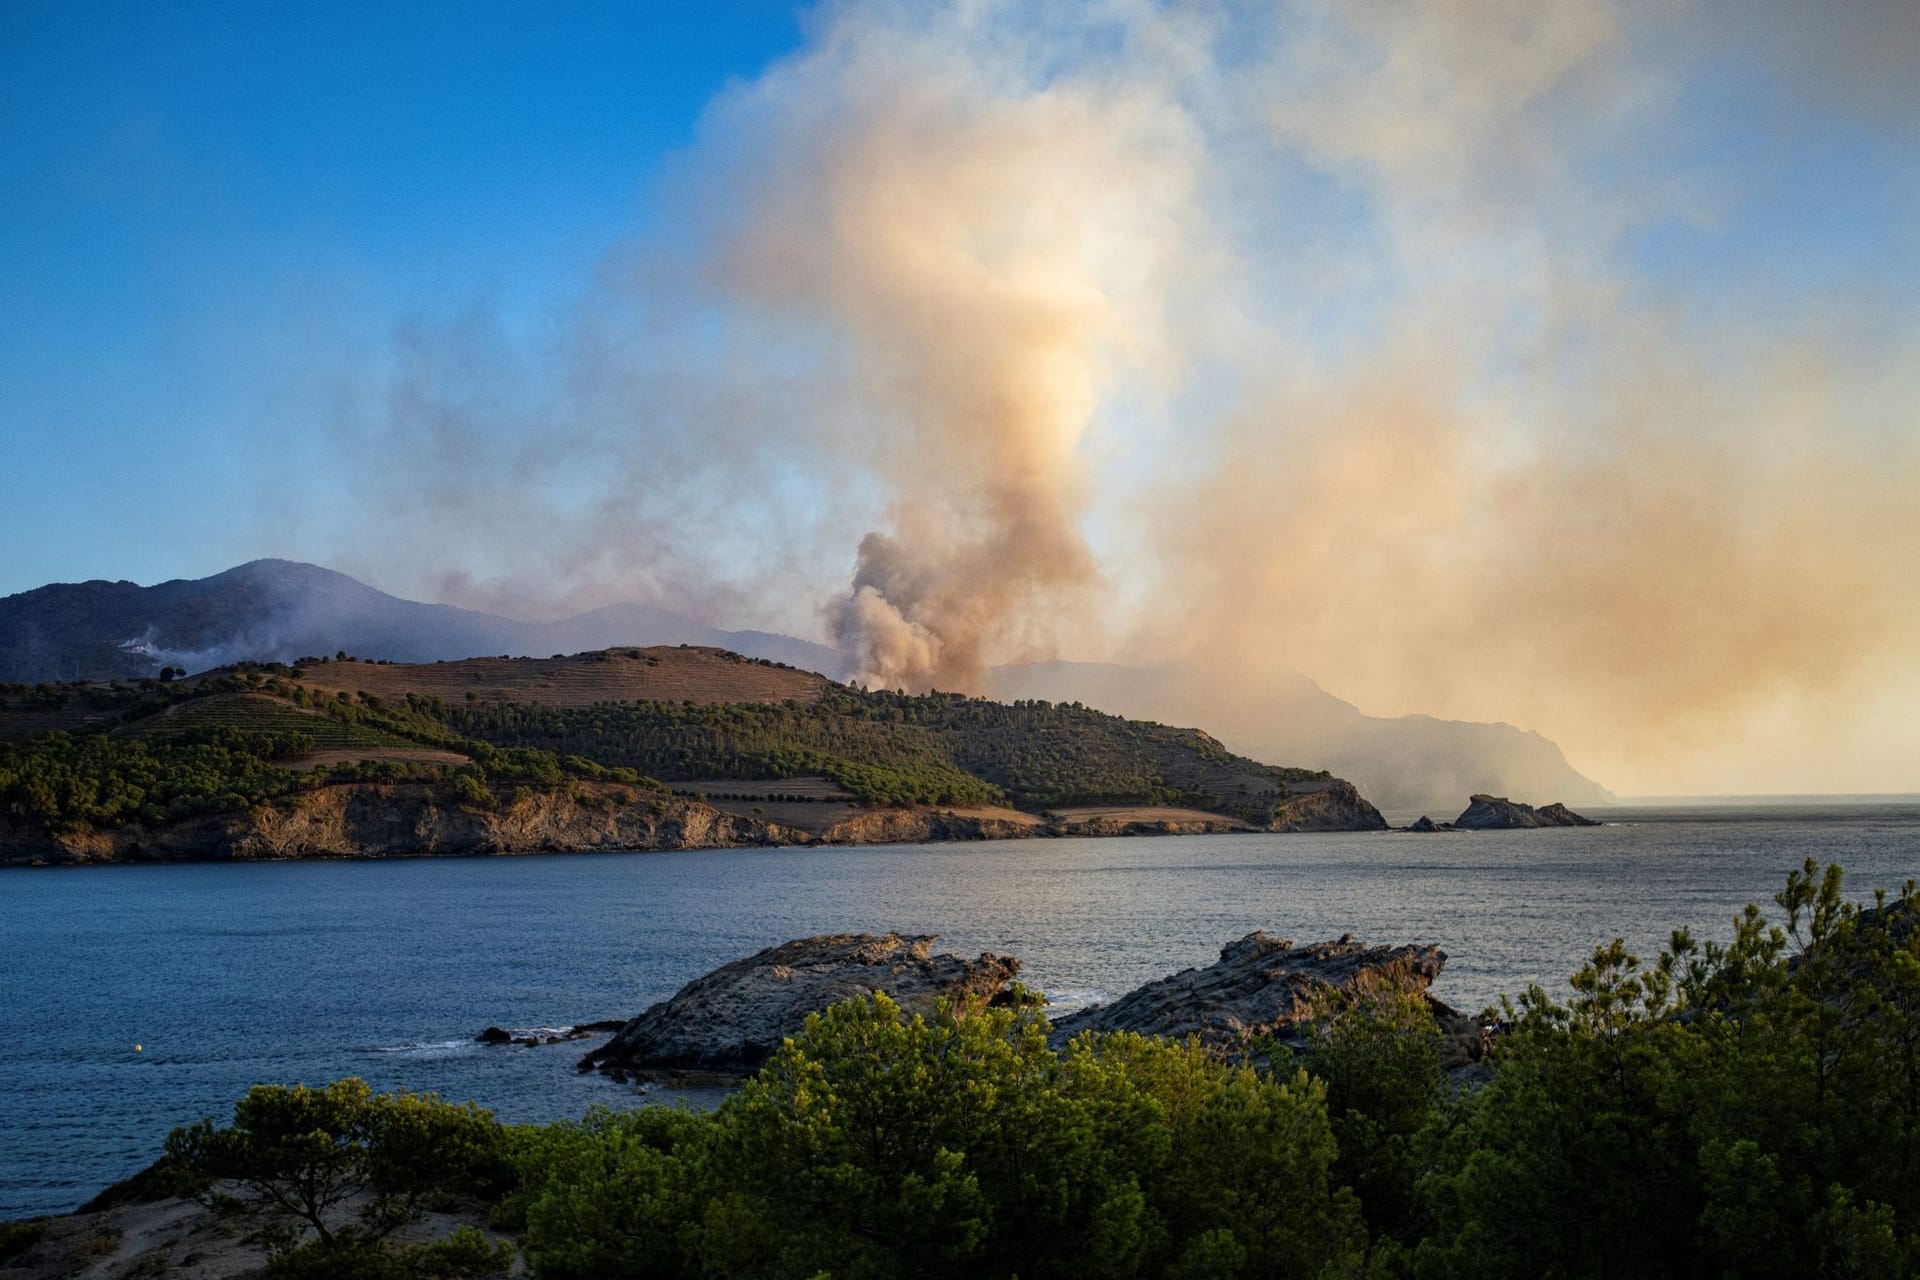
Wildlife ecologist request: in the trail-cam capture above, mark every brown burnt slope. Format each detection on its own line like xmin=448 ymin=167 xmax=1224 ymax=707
xmin=289 ymin=645 xmax=831 ymax=708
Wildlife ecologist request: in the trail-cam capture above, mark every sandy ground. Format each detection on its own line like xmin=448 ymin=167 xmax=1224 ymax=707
xmin=2 ymin=1186 xmax=520 ymax=1279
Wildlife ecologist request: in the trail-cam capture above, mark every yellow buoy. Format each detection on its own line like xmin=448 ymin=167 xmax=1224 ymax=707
xmin=135 ymin=1044 xmax=142 ymax=1052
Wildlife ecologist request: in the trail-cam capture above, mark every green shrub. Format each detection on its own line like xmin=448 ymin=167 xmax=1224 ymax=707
xmin=166 ymin=1080 xmax=511 ymax=1264
xmin=0 ymin=1219 xmax=48 ymax=1263
xmin=1409 ymin=861 xmax=1920 ymax=1278
xmin=507 ymin=994 xmax=1364 ymax=1280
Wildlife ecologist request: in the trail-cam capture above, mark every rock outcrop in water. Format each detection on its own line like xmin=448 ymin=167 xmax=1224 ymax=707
xmin=581 ymin=932 xmax=1021 ymax=1077
xmin=1453 ymin=794 xmax=1599 ymax=829
xmin=477 ymin=1020 xmax=623 ymax=1047
xmin=1050 ymin=931 xmax=1465 ymax=1057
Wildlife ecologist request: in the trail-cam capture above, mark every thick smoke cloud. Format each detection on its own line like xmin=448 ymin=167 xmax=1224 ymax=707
xmin=691 ymin=3 xmax=1206 ymax=690
xmin=314 ymin=0 xmax=1920 ymax=794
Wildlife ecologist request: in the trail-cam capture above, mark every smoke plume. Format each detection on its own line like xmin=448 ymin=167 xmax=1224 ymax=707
xmin=688 ymin=4 xmax=1207 ymax=690
xmin=308 ymin=0 xmax=1920 ymax=794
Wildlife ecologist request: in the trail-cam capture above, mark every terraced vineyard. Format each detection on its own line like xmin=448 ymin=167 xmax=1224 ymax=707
xmin=125 ymin=693 xmax=410 ymax=750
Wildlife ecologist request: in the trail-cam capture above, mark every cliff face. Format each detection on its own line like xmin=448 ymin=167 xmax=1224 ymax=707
xmin=0 ymin=779 xmax=1391 ymax=867
xmin=0 ymin=784 xmax=805 ymax=866
xmin=1272 ymin=779 xmax=1389 ymax=832
xmin=813 ymin=808 xmax=1042 ymax=845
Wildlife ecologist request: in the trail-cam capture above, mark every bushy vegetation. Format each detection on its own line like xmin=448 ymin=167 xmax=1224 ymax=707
xmin=504 ymin=997 xmax=1364 ymax=1279
xmin=162 ymin=1079 xmax=516 ymax=1278
xmin=0 ymin=729 xmax=310 ymax=832
xmin=148 ymin=862 xmax=1920 ymax=1278
xmin=2 ymin=669 xmax=1328 ymax=829
xmin=441 ymin=688 xmax=1317 ymax=814
xmin=0 ymin=695 xmax=630 ymax=833
xmin=1404 ymin=860 xmax=1920 ymax=1277
xmin=125 ymin=692 xmax=406 ymax=751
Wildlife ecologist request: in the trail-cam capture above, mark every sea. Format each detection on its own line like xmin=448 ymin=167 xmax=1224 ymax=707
xmin=3 ymin=799 xmax=1918 ymax=1220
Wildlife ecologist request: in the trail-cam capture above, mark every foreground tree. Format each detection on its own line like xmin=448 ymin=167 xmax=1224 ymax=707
xmin=1409 ymin=861 xmax=1920 ymax=1278
xmin=166 ymin=1079 xmax=514 ymax=1277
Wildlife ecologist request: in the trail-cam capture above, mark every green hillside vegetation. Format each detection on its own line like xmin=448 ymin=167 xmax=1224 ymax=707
xmin=0 ymin=655 xmax=1330 ymax=835
xmin=442 ymin=688 xmax=1325 ymax=815
xmin=124 ymin=862 xmax=1920 ymax=1279
xmin=125 ymin=692 xmax=410 ymax=751
xmin=0 ymin=669 xmax=633 ymax=834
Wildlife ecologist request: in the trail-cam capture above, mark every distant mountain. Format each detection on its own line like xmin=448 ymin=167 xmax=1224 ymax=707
xmin=990 ymin=661 xmax=1612 ymax=813
xmin=0 ymin=560 xmax=1609 ymax=810
xmin=0 ymin=560 xmax=848 ymax=684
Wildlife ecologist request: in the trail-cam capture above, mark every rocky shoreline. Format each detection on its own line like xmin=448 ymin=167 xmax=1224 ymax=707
xmin=0 ymin=777 xmax=1389 ymax=866
xmin=580 ymin=933 xmax=1023 ymax=1078
xmin=580 ymin=926 xmax=1484 ymax=1085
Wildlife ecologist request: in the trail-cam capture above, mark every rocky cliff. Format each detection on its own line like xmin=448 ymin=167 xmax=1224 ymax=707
xmin=1272 ymin=779 xmax=1389 ymax=832
xmin=0 ymin=784 xmax=805 ymax=866
xmin=582 ymin=932 xmax=1021 ymax=1077
xmin=1 ymin=782 xmax=1388 ymax=866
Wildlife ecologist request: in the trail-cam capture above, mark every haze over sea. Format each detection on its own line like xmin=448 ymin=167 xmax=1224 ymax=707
xmin=5 ymin=801 xmax=1918 ymax=1220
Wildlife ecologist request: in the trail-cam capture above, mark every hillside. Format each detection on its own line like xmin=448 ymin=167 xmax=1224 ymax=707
xmin=0 ymin=648 xmax=1379 ymax=862
xmin=993 ymin=662 xmax=1612 ymax=812
xmin=0 ymin=559 xmax=1612 ymax=810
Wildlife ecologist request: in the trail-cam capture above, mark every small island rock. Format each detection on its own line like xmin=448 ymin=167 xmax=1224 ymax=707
xmin=582 ymin=932 xmax=1021 ymax=1077
xmin=1454 ymin=794 xmax=1598 ymax=829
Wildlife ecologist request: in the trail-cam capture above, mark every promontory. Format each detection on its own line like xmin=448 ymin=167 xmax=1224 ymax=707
xmin=1 ymin=646 xmax=1386 ymax=865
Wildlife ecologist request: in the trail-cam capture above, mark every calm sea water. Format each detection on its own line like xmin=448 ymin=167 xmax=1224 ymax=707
xmin=4 ymin=801 xmax=1917 ymax=1219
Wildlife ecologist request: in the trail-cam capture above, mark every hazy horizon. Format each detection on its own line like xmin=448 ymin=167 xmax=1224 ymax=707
xmin=5 ymin=1 xmax=1917 ymax=797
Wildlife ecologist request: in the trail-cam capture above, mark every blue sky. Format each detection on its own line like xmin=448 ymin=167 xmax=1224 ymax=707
xmin=1 ymin=1 xmax=806 ymax=595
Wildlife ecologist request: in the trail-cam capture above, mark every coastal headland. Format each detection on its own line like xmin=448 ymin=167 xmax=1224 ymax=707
xmin=0 ymin=646 xmax=1386 ymax=865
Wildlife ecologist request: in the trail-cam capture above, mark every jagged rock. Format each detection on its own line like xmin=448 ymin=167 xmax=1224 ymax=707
xmin=1050 ymin=931 xmax=1447 ymax=1054
xmin=1408 ymin=815 xmax=1439 ymax=833
xmin=1270 ymin=779 xmax=1389 ymax=832
xmin=1454 ymin=794 xmax=1597 ymax=829
xmin=581 ymin=932 xmax=1021 ymax=1077
xmin=475 ymin=1026 xmax=512 ymax=1045
xmin=573 ymin=1018 xmax=626 ymax=1035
